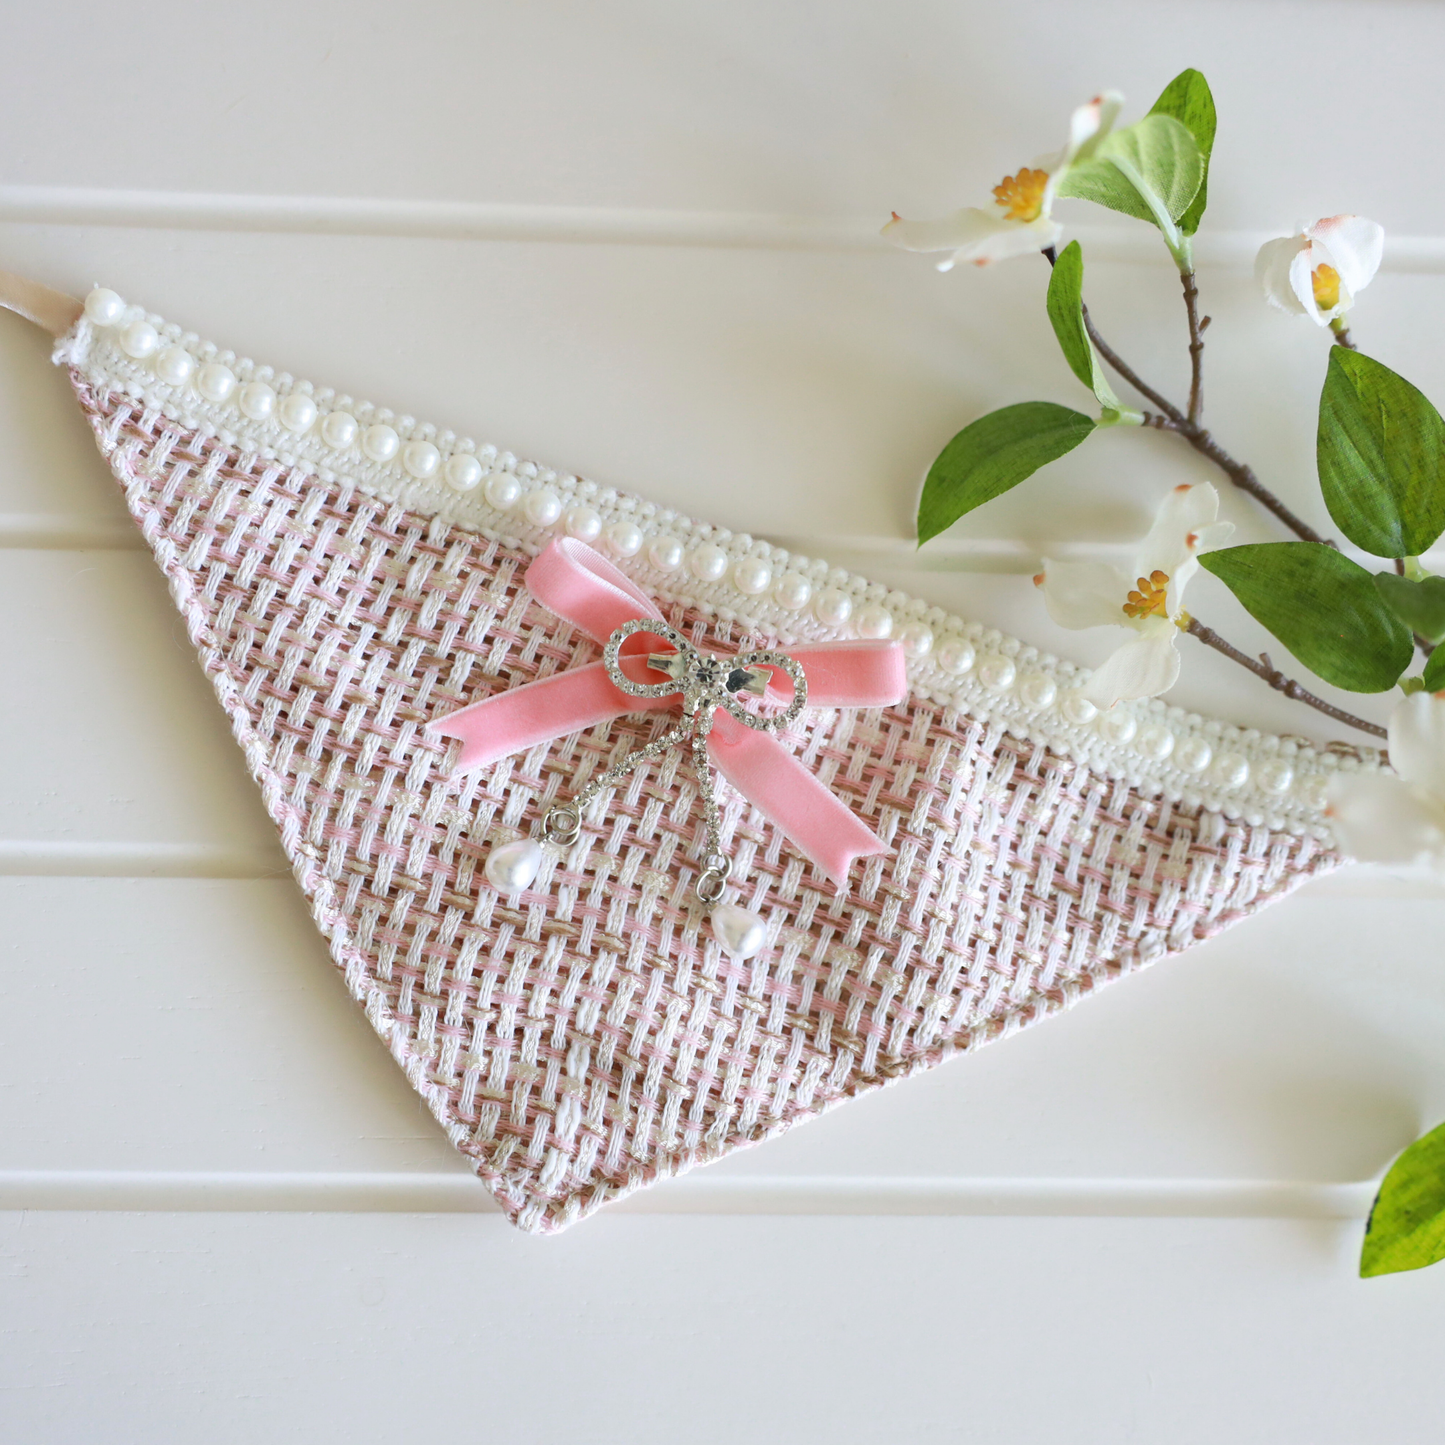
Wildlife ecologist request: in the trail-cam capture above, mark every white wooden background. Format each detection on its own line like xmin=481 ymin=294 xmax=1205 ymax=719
xmin=4 ymin=2 xmax=1445 ymax=1439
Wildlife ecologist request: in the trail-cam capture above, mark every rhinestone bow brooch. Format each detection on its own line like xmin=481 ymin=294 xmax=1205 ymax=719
xmin=429 ymin=538 xmax=907 ymax=957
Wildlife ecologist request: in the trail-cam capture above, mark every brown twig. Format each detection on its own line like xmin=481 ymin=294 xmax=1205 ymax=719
xmin=1081 ymin=307 xmax=1185 ymax=423
xmin=1182 ymin=271 xmax=1205 ymax=425
xmin=1330 ymin=317 xmax=1357 ymax=350
xmin=1184 ymin=617 xmax=1388 ymax=739
xmin=1185 ymin=429 xmax=1335 ymax=547
xmin=1041 ymin=248 xmax=1336 ymax=547
xmin=1092 ymin=317 xmax=1332 ymax=544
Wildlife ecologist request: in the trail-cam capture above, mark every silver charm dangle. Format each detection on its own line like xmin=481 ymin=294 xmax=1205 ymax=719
xmin=485 ymin=617 xmax=807 ymax=959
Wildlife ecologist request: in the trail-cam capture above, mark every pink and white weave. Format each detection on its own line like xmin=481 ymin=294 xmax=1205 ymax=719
xmin=60 ymin=301 xmax=1344 ymax=1232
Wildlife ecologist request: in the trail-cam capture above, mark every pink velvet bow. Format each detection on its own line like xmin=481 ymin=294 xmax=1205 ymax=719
xmin=429 ymin=537 xmax=908 ymax=882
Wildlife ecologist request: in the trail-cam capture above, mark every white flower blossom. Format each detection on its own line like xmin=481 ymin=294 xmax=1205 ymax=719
xmin=1034 ymin=482 xmax=1233 ymax=708
xmin=884 ymin=92 xmax=1123 ymax=270
xmin=1327 ymin=692 xmax=1445 ymax=869
xmin=1255 ymin=215 xmax=1384 ymax=327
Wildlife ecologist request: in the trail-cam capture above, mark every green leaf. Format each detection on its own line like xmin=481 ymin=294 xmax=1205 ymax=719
xmin=1054 ymin=114 xmax=1203 ymax=243
xmin=1319 ymin=348 xmax=1445 ymax=558
xmin=1374 ymin=571 xmax=1445 ymax=643
xmin=1045 ymin=242 xmax=1120 ymax=413
xmin=1147 ymin=69 xmax=1216 ymax=236
xmin=1362 ymin=1120 xmax=1445 ymax=1277
xmin=1198 ymin=542 xmax=1413 ymax=692
xmin=1423 ymin=646 xmax=1445 ymax=691
xmin=917 ymin=403 xmax=1095 ymax=545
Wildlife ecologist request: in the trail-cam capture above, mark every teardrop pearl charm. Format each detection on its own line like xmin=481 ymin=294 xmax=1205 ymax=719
xmin=484 ymin=837 xmax=544 ymax=894
xmin=710 ymin=903 xmax=768 ymax=960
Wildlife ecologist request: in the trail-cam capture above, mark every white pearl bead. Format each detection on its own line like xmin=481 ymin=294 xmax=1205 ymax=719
xmin=1097 ymin=709 xmax=1137 ymax=745
xmin=1211 ymin=753 xmax=1250 ymax=789
xmin=84 ymin=288 xmax=125 ymax=326
xmin=278 ymin=392 xmax=317 ymax=433
xmin=1297 ymin=773 xmax=1330 ymax=810
xmin=937 ymin=639 xmax=975 ymax=675
xmin=196 ymin=362 xmax=236 ymax=402
xmin=362 ymin=423 xmax=400 ymax=462
xmin=976 ymin=655 xmax=1015 ymax=691
xmin=813 ymin=587 xmax=853 ymax=628
xmin=1175 ymin=736 xmax=1213 ymax=772
xmin=689 ymin=544 xmax=728 ymax=582
xmin=485 ymin=837 xmax=544 ymax=894
xmin=564 ymin=505 xmax=602 ymax=542
xmin=485 ymin=471 xmax=521 ymax=509
xmin=649 ymin=535 xmax=684 ymax=572
xmin=238 ymin=381 xmax=275 ymax=421
xmin=1136 ymin=724 xmax=1176 ymax=760
xmin=605 ymin=521 xmax=643 ymax=557
xmin=444 ymin=454 xmax=482 ymax=491
xmin=1060 ymin=689 xmax=1097 ymax=725
xmin=1258 ymin=760 xmax=1294 ymax=794
xmin=321 ymin=411 xmax=357 ymax=449
xmin=732 ymin=557 xmax=772 ymax=596
xmin=1018 ymin=673 xmax=1057 ymax=710
xmin=402 ymin=440 xmax=441 ymax=479
xmin=524 ymin=488 xmax=563 ymax=527
xmin=899 ymin=624 xmax=933 ymax=660
xmin=119 ymin=321 xmax=159 ymax=359
xmin=856 ymin=604 xmax=893 ymax=640
xmin=710 ymin=902 xmax=768 ymax=960
xmin=153 ymin=345 xmax=195 ymax=386
xmin=773 ymin=572 xmax=812 ymax=610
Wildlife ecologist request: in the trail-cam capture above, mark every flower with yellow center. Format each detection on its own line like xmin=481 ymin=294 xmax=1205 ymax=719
xmin=1311 ymin=263 xmax=1342 ymax=312
xmin=1122 ymin=571 xmax=1170 ymax=620
xmin=993 ymin=167 xmax=1050 ymax=223
xmin=883 ymin=92 xmax=1123 ymax=270
xmin=1034 ymin=483 xmax=1233 ymax=708
xmin=1255 ymin=216 xmax=1383 ymax=327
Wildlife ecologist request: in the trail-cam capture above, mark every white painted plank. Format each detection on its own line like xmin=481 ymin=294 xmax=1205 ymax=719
xmin=0 ymin=551 xmax=280 ymax=848
xmin=3 ymin=1210 xmax=1443 ymax=1443
xmin=2 ymin=0 xmax=1443 ymax=236
xmin=1 ymin=878 xmax=1440 ymax=1184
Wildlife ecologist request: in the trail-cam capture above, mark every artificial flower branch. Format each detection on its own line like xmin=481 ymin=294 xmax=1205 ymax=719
xmin=888 ymin=73 xmax=1445 ymax=1279
xmin=1182 ymin=616 xmax=1389 ymax=740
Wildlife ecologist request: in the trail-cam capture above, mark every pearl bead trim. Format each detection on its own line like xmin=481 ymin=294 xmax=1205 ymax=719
xmin=60 ymin=290 xmax=1382 ymax=842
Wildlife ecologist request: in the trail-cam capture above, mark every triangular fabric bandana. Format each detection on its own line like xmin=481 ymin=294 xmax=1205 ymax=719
xmin=48 ymin=286 xmax=1358 ymax=1232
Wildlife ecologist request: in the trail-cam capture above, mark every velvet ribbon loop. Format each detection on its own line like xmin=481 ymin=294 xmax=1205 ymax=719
xmin=429 ymin=537 xmax=907 ymax=881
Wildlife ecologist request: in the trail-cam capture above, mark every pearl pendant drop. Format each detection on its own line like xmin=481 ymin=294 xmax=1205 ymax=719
xmin=710 ymin=903 xmax=768 ymax=960
xmin=485 ymin=837 xmax=544 ymax=894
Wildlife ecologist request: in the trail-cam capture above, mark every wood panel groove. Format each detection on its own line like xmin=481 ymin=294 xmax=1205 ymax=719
xmin=4 ymin=185 xmax=1445 ymax=269
xmin=0 ymin=1169 xmax=1378 ymax=1217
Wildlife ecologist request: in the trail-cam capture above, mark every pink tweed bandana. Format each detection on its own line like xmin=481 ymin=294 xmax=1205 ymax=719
xmin=49 ymin=287 xmax=1356 ymax=1232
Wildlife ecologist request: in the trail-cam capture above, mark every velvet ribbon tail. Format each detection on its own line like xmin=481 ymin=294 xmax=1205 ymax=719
xmin=430 ymin=658 xmax=673 ymax=773
xmin=708 ymin=714 xmax=888 ymax=883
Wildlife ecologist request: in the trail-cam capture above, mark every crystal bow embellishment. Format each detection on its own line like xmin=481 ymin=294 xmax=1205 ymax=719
xmin=427 ymin=538 xmax=908 ymax=899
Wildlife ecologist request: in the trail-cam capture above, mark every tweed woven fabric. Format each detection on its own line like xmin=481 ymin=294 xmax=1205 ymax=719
xmin=72 ymin=369 xmax=1336 ymax=1233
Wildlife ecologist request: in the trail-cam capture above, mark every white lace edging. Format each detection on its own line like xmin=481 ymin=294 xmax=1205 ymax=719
xmin=57 ymin=288 xmax=1384 ymax=841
